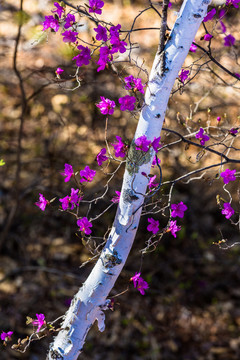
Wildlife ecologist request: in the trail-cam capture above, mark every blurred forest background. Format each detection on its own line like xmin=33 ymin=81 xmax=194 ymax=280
xmin=0 ymin=0 xmax=240 ymax=359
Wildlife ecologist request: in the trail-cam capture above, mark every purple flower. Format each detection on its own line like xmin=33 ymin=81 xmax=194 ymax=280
xmin=220 ymin=169 xmax=236 ymax=184
xmin=111 ymin=38 xmax=127 ymax=54
xmin=190 ymin=43 xmax=197 ymax=52
xmin=112 ymin=136 xmax=127 ymax=158
xmin=168 ymin=220 xmax=181 ymax=238
xmin=89 ymin=0 xmax=104 ymax=14
xmin=151 ymin=136 xmax=161 ymax=151
xmin=217 ymin=116 xmax=221 ymax=122
xmin=151 ymin=156 xmax=161 ymax=168
xmin=135 ymin=135 xmax=151 ymax=152
xmin=147 ymin=217 xmax=159 ymax=234
xmin=222 ymin=202 xmax=235 ymax=219
xmin=61 ymin=163 xmax=74 ymax=182
xmin=148 ymin=175 xmax=158 ymax=189
xmin=229 ymin=128 xmax=238 ymax=135
xmin=195 ymin=127 xmax=210 ymax=146
xmin=35 ymin=194 xmax=48 ymax=211
xmin=109 ymin=24 xmax=121 ymax=40
xmin=118 ymin=95 xmax=136 ymax=111
xmin=96 ymin=148 xmax=108 ymax=166
xmin=42 ymin=15 xmax=59 ymax=32
xmin=96 ymin=96 xmax=116 ymax=115
xmin=80 ymin=166 xmax=96 ymax=183
xmin=56 ymin=67 xmax=64 ymax=75
xmin=77 ymin=217 xmax=92 ymax=235
xmin=171 ymin=202 xmax=188 ymax=218
xmin=219 ymin=9 xmax=226 ymax=18
xmin=1 ymin=331 xmax=13 ymax=341
xmin=61 ymin=30 xmax=78 ymax=43
xmin=204 ymin=33 xmax=213 ymax=41
xmin=64 ymin=13 xmax=76 ymax=29
xmin=59 ymin=189 xmax=81 ymax=210
xmin=219 ymin=21 xmax=226 ymax=33
xmin=72 ymin=45 xmax=91 ymax=67
xmin=179 ymin=69 xmax=189 ymax=83
xmin=203 ymin=8 xmax=216 ymax=22
xmin=111 ymin=190 xmax=121 ymax=203
xmin=224 ymin=34 xmax=235 ymax=47
xmin=32 ymin=314 xmax=45 ymax=333
xmin=124 ymin=75 xmax=145 ymax=94
xmin=130 ymin=272 xmax=149 ymax=295
xmin=94 ymin=24 xmax=108 ymax=42
xmin=97 ymin=46 xmax=113 ymax=72
xmin=52 ymin=2 xmax=65 ymax=18
xmin=226 ymin=0 xmax=240 ymax=8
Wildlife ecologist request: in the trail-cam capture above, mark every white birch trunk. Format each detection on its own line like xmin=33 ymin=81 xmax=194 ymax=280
xmin=47 ymin=0 xmax=211 ymax=358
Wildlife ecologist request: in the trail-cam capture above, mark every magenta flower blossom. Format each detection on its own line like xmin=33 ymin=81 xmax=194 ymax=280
xmin=94 ymin=24 xmax=108 ymax=42
xmin=72 ymin=45 xmax=91 ymax=67
xmin=226 ymin=0 xmax=240 ymax=8
xmin=151 ymin=156 xmax=161 ymax=168
xmin=97 ymin=46 xmax=113 ymax=72
xmin=222 ymin=202 xmax=235 ymax=219
xmin=1 ymin=331 xmax=13 ymax=341
xmin=60 ymin=189 xmax=81 ymax=210
xmin=96 ymin=148 xmax=108 ymax=166
xmin=204 ymin=34 xmax=213 ymax=41
xmin=61 ymin=30 xmax=78 ymax=43
xmin=135 ymin=135 xmax=151 ymax=152
xmin=111 ymin=190 xmax=121 ymax=203
xmin=109 ymin=24 xmax=121 ymax=39
xmin=77 ymin=217 xmax=92 ymax=235
xmin=220 ymin=169 xmax=236 ymax=184
xmin=89 ymin=0 xmax=104 ymax=14
xmin=35 ymin=194 xmax=48 ymax=211
xmin=56 ymin=67 xmax=64 ymax=75
xmin=203 ymin=8 xmax=216 ymax=22
xmin=190 ymin=43 xmax=197 ymax=52
xmin=61 ymin=163 xmax=74 ymax=182
xmin=64 ymin=13 xmax=75 ymax=29
xmin=52 ymin=2 xmax=65 ymax=18
xmin=171 ymin=202 xmax=188 ymax=218
xmin=124 ymin=75 xmax=145 ymax=94
xmin=179 ymin=69 xmax=189 ymax=83
xmin=32 ymin=314 xmax=45 ymax=333
xmin=112 ymin=136 xmax=127 ymax=158
xmin=42 ymin=15 xmax=59 ymax=32
xmin=217 ymin=116 xmax=221 ymax=122
xmin=147 ymin=218 xmax=159 ymax=234
xmin=168 ymin=220 xmax=181 ymax=238
xmin=130 ymin=272 xmax=149 ymax=295
xmin=195 ymin=127 xmax=210 ymax=146
xmin=118 ymin=95 xmax=136 ymax=111
xmin=151 ymin=136 xmax=161 ymax=151
xmin=229 ymin=128 xmax=238 ymax=135
xmin=96 ymin=96 xmax=116 ymax=115
xmin=219 ymin=9 xmax=226 ymax=18
xmin=148 ymin=175 xmax=158 ymax=189
xmin=111 ymin=38 xmax=127 ymax=54
xmin=224 ymin=34 xmax=235 ymax=47
xmin=219 ymin=21 xmax=226 ymax=33
xmin=80 ymin=166 xmax=96 ymax=183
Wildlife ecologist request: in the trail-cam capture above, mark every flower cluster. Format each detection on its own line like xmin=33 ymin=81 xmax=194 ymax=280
xmin=221 ymin=203 xmax=234 ymax=219
xmin=96 ymin=96 xmax=116 ymax=115
xmin=124 ymin=75 xmax=145 ymax=94
xmin=179 ymin=69 xmax=189 ymax=83
xmin=1 ymin=331 xmax=13 ymax=342
xmin=130 ymin=272 xmax=149 ymax=295
xmin=59 ymin=188 xmax=81 ymax=210
xmin=220 ymin=169 xmax=236 ymax=184
xmin=77 ymin=217 xmax=92 ymax=235
xmin=195 ymin=127 xmax=210 ymax=146
xmin=135 ymin=135 xmax=161 ymax=153
xmin=112 ymin=136 xmax=128 ymax=158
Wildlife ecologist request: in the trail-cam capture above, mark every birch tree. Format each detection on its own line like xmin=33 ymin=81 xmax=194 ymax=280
xmin=4 ymin=0 xmax=240 ymax=358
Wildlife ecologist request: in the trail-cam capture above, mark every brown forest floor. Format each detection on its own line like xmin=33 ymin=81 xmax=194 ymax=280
xmin=0 ymin=0 xmax=240 ymax=359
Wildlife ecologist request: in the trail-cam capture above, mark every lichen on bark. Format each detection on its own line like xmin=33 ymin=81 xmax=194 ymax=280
xmin=126 ymin=141 xmax=152 ymax=176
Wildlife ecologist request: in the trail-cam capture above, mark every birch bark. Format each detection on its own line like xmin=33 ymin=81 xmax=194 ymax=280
xmin=47 ymin=0 xmax=211 ymax=358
